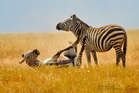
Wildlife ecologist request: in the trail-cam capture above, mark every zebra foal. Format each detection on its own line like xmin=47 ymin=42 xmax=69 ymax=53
xmin=56 ymin=14 xmax=127 ymax=67
xmin=19 ymin=46 xmax=77 ymax=67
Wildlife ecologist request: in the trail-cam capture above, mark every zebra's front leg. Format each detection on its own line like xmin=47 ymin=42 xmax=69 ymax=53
xmin=91 ymin=51 xmax=98 ymax=65
xmin=75 ymin=36 xmax=86 ymax=67
xmin=85 ymin=49 xmax=91 ymax=63
xmin=75 ymin=43 xmax=85 ymax=66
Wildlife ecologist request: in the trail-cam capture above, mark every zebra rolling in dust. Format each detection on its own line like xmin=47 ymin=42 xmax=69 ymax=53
xmin=56 ymin=14 xmax=127 ymax=67
xmin=19 ymin=45 xmax=77 ymax=67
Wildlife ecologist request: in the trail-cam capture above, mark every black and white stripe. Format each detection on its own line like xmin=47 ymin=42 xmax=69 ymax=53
xmin=19 ymin=49 xmax=42 ymax=67
xmin=56 ymin=14 xmax=127 ymax=67
xmin=19 ymin=47 xmax=78 ymax=67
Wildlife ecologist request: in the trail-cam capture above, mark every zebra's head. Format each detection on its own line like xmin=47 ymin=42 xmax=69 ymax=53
xmin=56 ymin=14 xmax=79 ymax=31
xmin=19 ymin=49 xmax=40 ymax=64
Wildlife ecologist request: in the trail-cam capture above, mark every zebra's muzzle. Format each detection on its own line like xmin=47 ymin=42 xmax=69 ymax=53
xmin=56 ymin=23 xmax=61 ymax=30
xmin=19 ymin=58 xmax=25 ymax=64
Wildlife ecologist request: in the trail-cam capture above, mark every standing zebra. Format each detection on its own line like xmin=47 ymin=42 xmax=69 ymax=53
xmin=56 ymin=14 xmax=127 ymax=67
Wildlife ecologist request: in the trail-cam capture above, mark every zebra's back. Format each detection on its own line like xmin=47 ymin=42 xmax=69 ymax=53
xmin=85 ymin=24 xmax=126 ymax=52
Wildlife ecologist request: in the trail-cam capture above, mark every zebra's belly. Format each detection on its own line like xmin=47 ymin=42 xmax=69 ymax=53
xmin=80 ymin=37 xmax=112 ymax=52
xmin=86 ymin=42 xmax=112 ymax=52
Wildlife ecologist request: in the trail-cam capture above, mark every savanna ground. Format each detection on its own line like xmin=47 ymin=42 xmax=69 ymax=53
xmin=0 ymin=30 xmax=138 ymax=93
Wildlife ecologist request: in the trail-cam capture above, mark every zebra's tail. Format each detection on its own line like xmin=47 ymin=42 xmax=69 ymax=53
xmin=123 ymin=32 xmax=127 ymax=55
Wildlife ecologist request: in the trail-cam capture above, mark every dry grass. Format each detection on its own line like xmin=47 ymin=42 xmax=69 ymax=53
xmin=0 ymin=30 xmax=138 ymax=93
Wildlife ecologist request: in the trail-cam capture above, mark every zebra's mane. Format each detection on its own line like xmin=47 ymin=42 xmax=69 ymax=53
xmin=75 ymin=17 xmax=90 ymax=28
xmin=72 ymin=17 xmax=90 ymax=36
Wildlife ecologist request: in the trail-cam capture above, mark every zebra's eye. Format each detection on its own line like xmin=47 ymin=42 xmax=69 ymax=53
xmin=26 ymin=55 xmax=30 ymax=58
xmin=22 ymin=54 xmax=24 ymax=57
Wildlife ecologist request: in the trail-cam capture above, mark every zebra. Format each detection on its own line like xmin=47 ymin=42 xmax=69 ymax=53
xmin=19 ymin=49 xmax=41 ymax=67
xmin=19 ymin=45 xmax=77 ymax=67
xmin=56 ymin=14 xmax=127 ymax=67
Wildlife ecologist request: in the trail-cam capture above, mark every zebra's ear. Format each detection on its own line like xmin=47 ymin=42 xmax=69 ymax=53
xmin=33 ymin=49 xmax=40 ymax=55
xmin=71 ymin=14 xmax=77 ymax=20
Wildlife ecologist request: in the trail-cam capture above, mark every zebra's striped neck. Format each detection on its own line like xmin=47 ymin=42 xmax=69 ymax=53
xmin=26 ymin=59 xmax=42 ymax=67
xmin=71 ymin=21 xmax=89 ymax=37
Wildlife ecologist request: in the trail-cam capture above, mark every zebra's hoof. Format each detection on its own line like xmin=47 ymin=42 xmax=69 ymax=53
xmin=74 ymin=59 xmax=81 ymax=67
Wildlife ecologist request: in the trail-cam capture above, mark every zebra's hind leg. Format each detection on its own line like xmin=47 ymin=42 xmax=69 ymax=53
xmin=121 ymin=53 xmax=126 ymax=67
xmin=91 ymin=51 xmax=98 ymax=65
xmin=116 ymin=52 xmax=120 ymax=66
xmin=114 ymin=48 xmax=126 ymax=67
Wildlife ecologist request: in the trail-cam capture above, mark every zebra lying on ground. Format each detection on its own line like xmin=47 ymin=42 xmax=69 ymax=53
xmin=56 ymin=14 xmax=127 ymax=67
xmin=19 ymin=46 xmax=77 ymax=67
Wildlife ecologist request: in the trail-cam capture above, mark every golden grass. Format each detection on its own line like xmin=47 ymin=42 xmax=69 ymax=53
xmin=0 ymin=30 xmax=138 ymax=93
